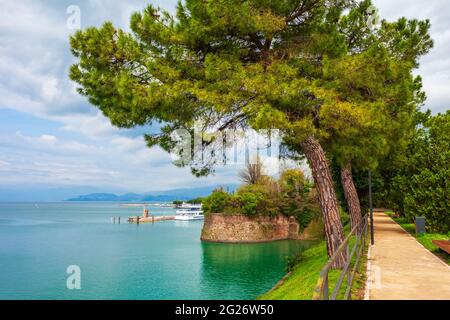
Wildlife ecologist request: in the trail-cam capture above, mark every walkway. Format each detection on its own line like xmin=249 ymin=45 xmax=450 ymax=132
xmin=366 ymin=211 xmax=450 ymax=300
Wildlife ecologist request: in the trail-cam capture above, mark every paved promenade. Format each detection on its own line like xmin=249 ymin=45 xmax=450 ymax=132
xmin=366 ymin=211 xmax=450 ymax=300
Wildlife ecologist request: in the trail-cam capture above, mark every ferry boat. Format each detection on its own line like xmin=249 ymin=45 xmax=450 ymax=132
xmin=174 ymin=203 xmax=204 ymax=221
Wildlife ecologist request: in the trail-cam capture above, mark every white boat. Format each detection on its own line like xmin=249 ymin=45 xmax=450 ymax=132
xmin=174 ymin=203 xmax=204 ymax=221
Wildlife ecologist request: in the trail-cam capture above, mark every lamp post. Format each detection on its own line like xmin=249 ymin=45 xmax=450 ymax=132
xmin=368 ymin=170 xmax=374 ymax=245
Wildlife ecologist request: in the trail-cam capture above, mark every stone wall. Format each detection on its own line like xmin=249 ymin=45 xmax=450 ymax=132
xmin=201 ymin=213 xmax=318 ymax=243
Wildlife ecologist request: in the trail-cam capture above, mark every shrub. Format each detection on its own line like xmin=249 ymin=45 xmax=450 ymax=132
xmin=390 ymin=112 xmax=450 ymax=233
xmin=236 ymin=192 xmax=261 ymax=216
xmin=202 ymin=169 xmax=321 ymax=228
xmin=236 ymin=182 xmax=279 ymax=217
xmin=279 ymin=170 xmax=320 ymax=229
xmin=202 ymin=189 xmax=230 ymax=214
xmin=187 ymin=197 xmax=204 ymax=204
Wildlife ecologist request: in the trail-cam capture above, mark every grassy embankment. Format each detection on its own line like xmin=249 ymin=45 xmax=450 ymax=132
xmin=385 ymin=211 xmax=450 ymax=265
xmin=259 ymin=224 xmax=369 ymax=300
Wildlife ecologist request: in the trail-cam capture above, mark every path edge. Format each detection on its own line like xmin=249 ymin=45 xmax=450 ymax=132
xmin=388 ymin=214 xmax=450 ymax=269
xmin=364 ymin=243 xmax=373 ymax=300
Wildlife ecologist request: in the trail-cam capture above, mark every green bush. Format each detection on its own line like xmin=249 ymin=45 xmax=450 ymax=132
xmin=202 ymin=189 xmax=230 ymax=214
xmin=235 ymin=183 xmax=279 ymax=217
xmin=390 ymin=112 xmax=450 ymax=233
xmin=187 ymin=197 xmax=204 ymax=204
xmin=237 ymin=192 xmax=261 ymax=216
xmin=279 ymin=170 xmax=320 ymax=229
xmin=202 ymin=169 xmax=321 ymax=227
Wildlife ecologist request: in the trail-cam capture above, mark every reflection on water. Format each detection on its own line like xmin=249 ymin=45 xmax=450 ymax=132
xmin=0 ymin=203 xmax=319 ymax=300
xmin=200 ymin=240 xmax=316 ymax=299
xmin=173 ymin=220 xmax=203 ymax=228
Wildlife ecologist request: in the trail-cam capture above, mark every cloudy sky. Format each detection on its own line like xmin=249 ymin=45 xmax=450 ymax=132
xmin=0 ymin=0 xmax=448 ymax=198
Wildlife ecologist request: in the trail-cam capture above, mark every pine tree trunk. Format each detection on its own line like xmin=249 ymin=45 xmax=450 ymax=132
xmin=340 ymin=161 xmax=362 ymax=234
xmin=300 ymin=136 xmax=346 ymax=268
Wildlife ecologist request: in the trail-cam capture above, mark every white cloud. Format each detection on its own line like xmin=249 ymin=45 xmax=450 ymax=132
xmin=60 ymin=112 xmax=118 ymax=137
xmin=0 ymin=129 xmax=242 ymax=191
xmin=41 ymin=78 xmax=59 ymax=102
xmin=39 ymin=134 xmax=57 ymax=143
xmin=373 ymin=0 xmax=450 ymax=113
xmin=0 ymin=0 xmax=448 ymax=194
xmin=0 ymin=160 xmax=10 ymax=168
xmin=0 ymin=0 xmax=70 ymax=42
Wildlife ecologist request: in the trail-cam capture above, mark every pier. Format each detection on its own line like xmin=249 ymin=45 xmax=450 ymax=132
xmin=128 ymin=215 xmax=175 ymax=224
xmin=111 ymin=206 xmax=176 ymax=224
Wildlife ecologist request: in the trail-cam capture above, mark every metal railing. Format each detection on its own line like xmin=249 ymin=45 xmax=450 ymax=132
xmin=312 ymin=215 xmax=369 ymax=300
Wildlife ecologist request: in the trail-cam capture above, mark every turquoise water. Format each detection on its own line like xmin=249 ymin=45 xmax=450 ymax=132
xmin=0 ymin=202 xmax=313 ymax=300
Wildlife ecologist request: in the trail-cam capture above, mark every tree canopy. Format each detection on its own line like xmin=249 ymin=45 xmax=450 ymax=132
xmin=69 ymin=0 xmax=435 ymax=262
xmin=284 ymin=0 xmax=433 ymax=172
xmin=388 ymin=112 xmax=449 ymax=233
xmin=70 ymin=0 xmax=355 ymax=154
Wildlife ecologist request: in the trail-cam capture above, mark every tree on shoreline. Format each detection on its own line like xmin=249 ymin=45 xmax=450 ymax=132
xmin=311 ymin=0 xmax=432 ymax=232
xmin=68 ymin=0 xmax=433 ymax=267
xmin=70 ymin=0 xmax=353 ymax=267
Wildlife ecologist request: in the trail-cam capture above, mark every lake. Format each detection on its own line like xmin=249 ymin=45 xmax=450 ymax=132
xmin=0 ymin=202 xmax=313 ymax=300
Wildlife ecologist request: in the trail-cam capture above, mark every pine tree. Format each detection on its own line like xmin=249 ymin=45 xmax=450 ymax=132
xmin=70 ymin=0 xmax=400 ymax=267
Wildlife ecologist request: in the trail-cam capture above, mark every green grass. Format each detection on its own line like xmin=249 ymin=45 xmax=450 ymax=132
xmin=259 ymin=235 xmax=369 ymax=300
xmin=385 ymin=212 xmax=450 ymax=265
xmin=262 ymin=210 xmax=449 ymax=300
xmin=258 ymin=242 xmax=333 ymax=300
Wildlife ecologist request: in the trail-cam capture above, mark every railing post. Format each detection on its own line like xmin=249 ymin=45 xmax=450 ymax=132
xmin=368 ymin=170 xmax=374 ymax=245
xmin=314 ymin=215 xmax=369 ymax=301
xmin=347 ymin=242 xmax=351 ymax=287
xmin=346 ymin=244 xmax=350 ymax=264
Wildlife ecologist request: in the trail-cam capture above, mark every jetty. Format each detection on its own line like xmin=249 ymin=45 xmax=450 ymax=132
xmin=128 ymin=215 xmax=175 ymax=224
xmin=127 ymin=206 xmax=174 ymax=224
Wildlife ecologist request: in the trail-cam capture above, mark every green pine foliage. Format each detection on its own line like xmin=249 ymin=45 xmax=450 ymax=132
xmin=390 ymin=112 xmax=450 ymax=233
xmin=69 ymin=0 xmax=444 ymax=233
xmin=68 ymin=0 xmax=365 ymax=176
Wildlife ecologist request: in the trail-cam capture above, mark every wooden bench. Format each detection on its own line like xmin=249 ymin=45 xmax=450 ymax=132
xmin=432 ymin=240 xmax=450 ymax=254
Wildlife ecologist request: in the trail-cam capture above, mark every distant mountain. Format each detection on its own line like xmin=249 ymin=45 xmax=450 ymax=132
xmin=66 ymin=184 xmax=240 ymax=202
xmin=66 ymin=193 xmax=120 ymax=201
xmin=116 ymin=193 xmax=143 ymax=201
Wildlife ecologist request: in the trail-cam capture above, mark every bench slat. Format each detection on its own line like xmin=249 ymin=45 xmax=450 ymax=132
xmin=432 ymin=240 xmax=450 ymax=254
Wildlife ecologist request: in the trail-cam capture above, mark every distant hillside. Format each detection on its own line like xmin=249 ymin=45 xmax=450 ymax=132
xmin=66 ymin=184 xmax=240 ymax=202
xmin=67 ymin=193 xmax=119 ymax=201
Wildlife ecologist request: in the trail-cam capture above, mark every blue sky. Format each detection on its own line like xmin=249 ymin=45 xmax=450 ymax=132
xmin=0 ymin=0 xmax=449 ymax=197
